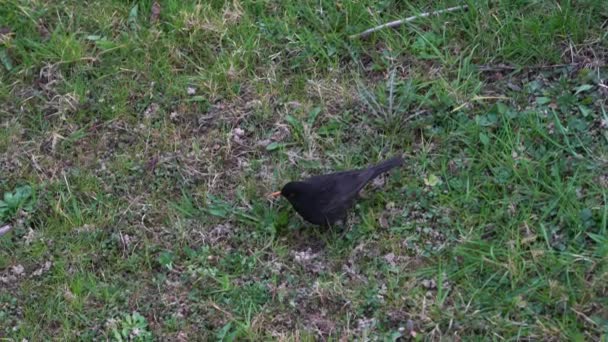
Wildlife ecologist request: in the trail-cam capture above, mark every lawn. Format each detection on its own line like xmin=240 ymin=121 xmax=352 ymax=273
xmin=1 ymin=0 xmax=607 ymax=340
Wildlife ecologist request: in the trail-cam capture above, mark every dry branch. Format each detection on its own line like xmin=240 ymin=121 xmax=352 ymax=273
xmin=350 ymin=5 xmax=468 ymax=39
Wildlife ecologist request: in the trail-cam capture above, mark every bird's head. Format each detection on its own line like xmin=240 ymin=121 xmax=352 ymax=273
xmin=269 ymin=181 xmax=308 ymax=202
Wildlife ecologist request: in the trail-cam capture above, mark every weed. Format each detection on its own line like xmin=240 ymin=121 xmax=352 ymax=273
xmin=109 ymin=312 xmax=153 ymax=342
xmin=0 ymin=185 xmax=35 ymax=224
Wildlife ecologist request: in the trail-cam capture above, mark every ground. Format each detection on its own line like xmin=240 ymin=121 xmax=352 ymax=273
xmin=1 ymin=0 xmax=607 ymax=340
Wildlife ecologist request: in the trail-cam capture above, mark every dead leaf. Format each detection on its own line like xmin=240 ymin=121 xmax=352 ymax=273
xmin=32 ymin=261 xmax=52 ymax=277
xmin=143 ymin=103 xmax=159 ymax=119
xmin=64 ymin=287 xmax=76 ymax=301
xmin=0 ymin=27 xmax=14 ymax=45
xmin=421 ymin=278 xmax=436 ymax=289
xmin=150 ymin=1 xmax=161 ymax=24
xmin=37 ymin=20 xmax=50 ymax=41
xmin=307 ymin=313 xmax=336 ymax=336
xmin=521 ymin=234 xmax=537 ymax=245
xmin=245 ymin=99 xmax=262 ymax=110
xmin=176 ymin=332 xmax=188 ymax=342
xmin=356 ymin=318 xmax=376 ymax=332
xmin=0 ymin=275 xmax=17 ymax=284
xmin=119 ymin=233 xmax=132 ymax=249
xmin=293 ymin=248 xmax=317 ymax=263
xmin=507 ymin=81 xmax=522 ymax=91
xmin=424 ymin=174 xmax=442 ymax=187
xmin=378 ymin=215 xmax=389 ymax=229
xmin=11 ymin=264 xmax=25 ymax=276
xmin=598 ymin=174 xmax=608 ymax=188
xmin=233 ymin=127 xmax=245 ymax=137
xmin=0 ymin=27 xmax=13 ymax=44
xmin=24 ymin=228 xmax=37 ymax=245
xmin=146 ymin=156 xmax=159 ymax=173
xmin=286 ymin=101 xmax=302 ymax=108
xmin=255 ymin=139 xmax=272 ymax=148
xmin=448 ymin=160 xmax=458 ymax=174
xmin=383 ymin=253 xmax=396 ymax=267
xmin=371 ymin=174 xmax=385 ymax=188
xmin=232 ymin=127 xmax=246 ymax=144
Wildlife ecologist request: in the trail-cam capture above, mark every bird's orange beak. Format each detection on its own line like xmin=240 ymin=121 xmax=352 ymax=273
xmin=268 ymin=191 xmax=281 ymax=198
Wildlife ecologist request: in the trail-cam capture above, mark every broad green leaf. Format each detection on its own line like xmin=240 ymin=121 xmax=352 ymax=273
xmin=265 ymin=141 xmax=282 ymax=151
xmin=535 ymin=97 xmax=551 ymax=105
xmin=0 ymin=48 xmax=13 ymax=71
xmin=578 ymin=105 xmax=592 ymax=117
xmin=128 ymin=4 xmax=139 ymax=30
xmin=308 ymin=107 xmax=322 ymax=127
xmin=574 ymin=84 xmax=593 ymax=94
xmin=479 ymin=132 xmax=490 ymax=145
xmin=496 ymin=102 xmax=508 ymax=114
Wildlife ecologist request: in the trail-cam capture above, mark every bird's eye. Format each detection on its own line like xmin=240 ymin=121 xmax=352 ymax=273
xmin=289 ymin=193 xmax=296 ymax=198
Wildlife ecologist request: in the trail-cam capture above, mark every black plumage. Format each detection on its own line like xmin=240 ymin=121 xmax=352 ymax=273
xmin=273 ymin=156 xmax=404 ymax=226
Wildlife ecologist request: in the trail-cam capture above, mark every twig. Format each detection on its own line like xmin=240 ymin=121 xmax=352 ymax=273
xmin=451 ymin=96 xmax=510 ymax=112
xmin=350 ymin=5 xmax=468 ymax=39
xmin=475 ymin=62 xmax=590 ymax=72
xmin=571 ymin=308 xmax=599 ymax=326
xmin=0 ymin=225 xmax=12 ymax=237
xmin=209 ymin=301 xmax=233 ymax=319
xmin=404 ymin=109 xmax=428 ymax=122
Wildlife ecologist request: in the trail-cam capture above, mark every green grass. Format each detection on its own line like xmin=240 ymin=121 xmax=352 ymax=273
xmin=1 ymin=0 xmax=607 ymax=340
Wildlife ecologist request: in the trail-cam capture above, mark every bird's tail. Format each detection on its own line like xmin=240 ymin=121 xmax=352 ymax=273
xmin=370 ymin=155 xmax=404 ymax=177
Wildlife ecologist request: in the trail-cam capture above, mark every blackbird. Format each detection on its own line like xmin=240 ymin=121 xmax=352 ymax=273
xmin=270 ymin=156 xmax=404 ymax=226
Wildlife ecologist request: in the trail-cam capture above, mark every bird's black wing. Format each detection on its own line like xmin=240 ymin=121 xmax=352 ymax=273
xmin=310 ymin=169 xmax=377 ymax=217
xmin=302 ymin=157 xmax=403 ymax=223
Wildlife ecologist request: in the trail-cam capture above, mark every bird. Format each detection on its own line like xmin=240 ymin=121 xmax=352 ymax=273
xmin=269 ymin=155 xmax=404 ymax=226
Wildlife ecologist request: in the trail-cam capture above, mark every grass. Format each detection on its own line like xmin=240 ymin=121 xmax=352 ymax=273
xmin=1 ymin=0 xmax=607 ymax=340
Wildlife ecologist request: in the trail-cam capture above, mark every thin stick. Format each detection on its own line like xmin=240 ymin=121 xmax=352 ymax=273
xmin=350 ymin=5 xmax=468 ymax=39
xmin=476 ymin=62 xmax=590 ymax=72
xmin=209 ymin=301 xmax=233 ymax=319
xmin=403 ymin=109 xmax=427 ymax=122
